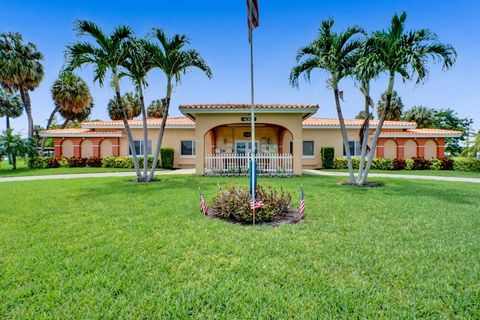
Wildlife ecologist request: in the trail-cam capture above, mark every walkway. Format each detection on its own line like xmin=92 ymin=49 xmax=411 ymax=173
xmin=0 ymin=169 xmax=195 ymax=183
xmin=304 ymin=169 xmax=480 ymax=184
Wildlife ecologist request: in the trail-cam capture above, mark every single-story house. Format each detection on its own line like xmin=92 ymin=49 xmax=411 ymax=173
xmin=39 ymin=103 xmax=462 ymax=175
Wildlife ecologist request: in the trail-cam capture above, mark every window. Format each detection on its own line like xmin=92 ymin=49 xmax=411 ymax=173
xmin=181 ymin=140 xmax=196 ymax=157
xmin=303 ymin=141 xmax=314 ymax=157
xmin=343 ymin=141 xmax=362 ymax=157
xmin=129 ymin=140 xmax=152 ymax=156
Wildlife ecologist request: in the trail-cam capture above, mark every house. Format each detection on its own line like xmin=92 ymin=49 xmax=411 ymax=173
xmin=39 ymin=104 xmax=462 ymax=175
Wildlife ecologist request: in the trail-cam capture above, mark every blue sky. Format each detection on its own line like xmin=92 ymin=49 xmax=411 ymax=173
xmin=1 ymin=0 xmax=479 ymax=134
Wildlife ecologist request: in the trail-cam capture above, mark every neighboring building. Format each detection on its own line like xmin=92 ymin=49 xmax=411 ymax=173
xmin=39 ymin=104 xmax=462 ymax=175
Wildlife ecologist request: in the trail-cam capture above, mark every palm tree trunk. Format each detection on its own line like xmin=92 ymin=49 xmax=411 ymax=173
xmin=357 ymin=93 xmax=371 ymax=180
xmin=359 ymin=73 xmax=395 ymax=185
xmin=19 ymin=87 xmax=34 ymax=139
xmin=138 ymin=86 xmax=148 ymax=180
xmin=332 ymin=78 xmax=356 ymax=183
xmin=40 ymin=105 xmax=60 ymax=154
xmin=12 ymin=154 xmax=17 ymax=170
xmin=6 ymin=116 xmax=12 ymax=164
xmin=112 ymin=72 xmax=142 ymax=181
xmin=147 ymin=79 xmax=172 ymax=182
xmin=61 ymin=118 xmax=70 ymax=129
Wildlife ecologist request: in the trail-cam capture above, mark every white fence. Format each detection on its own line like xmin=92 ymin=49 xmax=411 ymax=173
xmin=204 ymin=153 xmax=293 ymax=175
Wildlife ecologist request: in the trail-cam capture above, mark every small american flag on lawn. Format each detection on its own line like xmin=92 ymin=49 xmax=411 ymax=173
xmin=200 ymin=190 xmax=208 ymax=215
xmin=299 ymin=187 xmax=305 ymax=217
xmin=250 ymin=199 xmax=264 ymax=210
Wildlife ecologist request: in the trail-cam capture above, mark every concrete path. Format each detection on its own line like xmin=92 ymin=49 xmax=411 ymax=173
xmin=304 ymin=169 xmax=480 ymax=184
xmin=0 ymin=168 xmax=195 ymax=183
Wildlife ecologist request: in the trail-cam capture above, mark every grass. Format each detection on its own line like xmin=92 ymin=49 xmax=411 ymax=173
xmin=1 ymin=175 xmax=479 ymax=318
xmin=0 ymin=159 xmax=135 ymax=177
xmin=323 ymin=168 xmax=480 ymax=178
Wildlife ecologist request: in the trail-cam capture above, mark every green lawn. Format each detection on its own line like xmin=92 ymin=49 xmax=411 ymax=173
xmin=0 ymin=159 xmax=135 ymax=177
xmin=1 ymin=175 xmax=479 ymax=318
xmin=323 ymin=168 xmax=480 ymax=178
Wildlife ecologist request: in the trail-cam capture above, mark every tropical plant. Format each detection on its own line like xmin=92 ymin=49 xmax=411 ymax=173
xmin=65 ymin=20 xmax=143 ymax=181
xmin=0 ymin=87 xmax=23 ymax=129
xmin=0 ymin=129 xmax=36 ymax=169
xmin=402 ymin=106 xmax=435 ymax=128
xmin=0 ymin=32 xmax=44 ymax=138
xmin=462 ymin=130 xmax=480 ymax=157
xmin=107 ymin=92 xmax=141 ymax=120
xmin=146 ymin=28 xmax=212 ymax=181
xmin=357 ymin=12 xmax=456 ymax=185
xmin=377 ymin=90 xmax=404 ymax=120
xmin=290 ymin=18 xmax=365 ymax=183
xmin=147 ymin=99 xmax=165 ymax=118
xmin=58 ymin=103 xmax=93 ymax=127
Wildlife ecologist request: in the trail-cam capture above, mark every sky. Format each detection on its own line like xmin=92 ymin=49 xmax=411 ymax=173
xmin=1 ymin=0 xmax=479 ymax=135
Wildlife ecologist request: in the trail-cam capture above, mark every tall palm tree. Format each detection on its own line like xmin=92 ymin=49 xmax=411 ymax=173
xmin=0 ymin=32 xmax=44 ymax=138
xmin=0 ymin=87 xmax=23 ymax=130
xmin=290 ymin=18 xmax=365 ymax=183
xmin=107 ymin=92 xmax=141 ymax=120
xmin=402 ymin=106 xmax=435 ymax=128
xmin=120 ymin=38 xmax=154 ymax=180
xmin=0 ymin=129 xmax=36 ymax=169
xmin=358 ymin=12 xmax=456 ymax=184
xmin=147 ymin=29 xmax=212 ymax=182
xmin=65 ymin=20 xmax=142 ymax=181
xmin=41 ymin=72 xmax=93 ymax=152
xmin=377 ymin=90 xmax=404 ymax=120
xmin=58 ymin=103 xmax=92 ymax=128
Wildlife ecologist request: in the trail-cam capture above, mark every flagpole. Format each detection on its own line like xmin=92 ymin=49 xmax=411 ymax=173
xmin=249 ymin=18 xmax=256 ymax=226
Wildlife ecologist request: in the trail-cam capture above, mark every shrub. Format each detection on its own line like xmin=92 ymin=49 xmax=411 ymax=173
xmin=102 ymin=156 xmax=116 ymax=168
xmin=412 ymin=157 xmax=430 ymax=170
xmin=86 ymin=156 xmax=102 ymax=167
xmin=452 ymin=157 xmax=480 ymax=172
xmin=48 ymin=156 xmax=64 ymax=168
xmin=321 ymin=147 xmax=334 ymax=169
xmin=440 ymin=157 xmax=454 ymax=170
xmin=114 ymin=156 xmax=134 ymax=168
xmin=430 ymin=158 xmax=441 ymax=170
xmin=28 ymin=157 xmax=49 ymax=169
xmin=160 ymin=148 xmax=174 ymax=169
xmin=333 ymin=158 xmax=347 ymax=169
xmin=211 ymin=185 xmax=291 ymax=223
xmin=372 ymin=158 xmax=393 ymax=170
xmin=59 ymin=157 xmax=69 ymax=168
xmin=405 ymin=158 xmax=414 ymax=170
xmin=392 ymin=158 xmax=406 ymax=170
xmin=67 ymin=157 xmax=87 ymax=168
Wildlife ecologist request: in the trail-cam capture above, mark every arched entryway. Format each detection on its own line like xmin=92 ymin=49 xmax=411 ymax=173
xmin=81 ymin=139 xmax=93 ymax=158
xmin=424 ymin=139 xmax=437 ymax=159
xmin=383 ymin=139 xmax=397 ymax=159
xmin=100 ymin=139 xmax=113 ymax=157
xmin=404 ymin=140 xmax=417 ymax=158
xmin=62 ymin=139 xmax=74 ymax=158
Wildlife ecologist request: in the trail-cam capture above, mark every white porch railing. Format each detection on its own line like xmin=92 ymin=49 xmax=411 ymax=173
xmin=204 ymin=153 xmax=293 ymax=175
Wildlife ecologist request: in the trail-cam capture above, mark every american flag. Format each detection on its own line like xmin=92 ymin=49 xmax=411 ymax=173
xmin=250 ymin=199 xmax=264 ymax=210
xmin=246 ymin=0 xmax=259 ymax=42
xmin=200 ymin=191 xmax=208 ymax=215
xmin=299 ymin=187 xmax=305 ymax=217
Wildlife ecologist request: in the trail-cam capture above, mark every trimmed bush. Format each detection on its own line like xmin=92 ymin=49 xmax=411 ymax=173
xmin=160 ymin=148 xmax=174 ymax=169
xmin=405 ymin=158 xmax=414 ymax=170
xmin=321 ymin=147 xmax=334 ymax=169
xmin=440 ymin=157 xmax=454 ymax=170
xmin=412 ymin=157 xmax=430 ymax=170
xmin=393 ymin=159 xmax=406 ymax=170
xmin=28 ymin=157 xmax=49 ymax=169
xmin=86 ymin=156 xmax=103 ymax=167
xmin=372 ymin=158 xmax=393 ymax=170
xmin=48 ymin=156 xmax=64 ymax=168
xmin=430 ymin=158 xmax=441 ymax=170
xmin=453 ymin=157 xmax=480 ymax=172
xmin=67 ymin=157 xmax=87 ymax=168
xmin=333 ymin=158 xmax=347 ymax=169
xmin=59 ymin=157 xmax=69 ymax=168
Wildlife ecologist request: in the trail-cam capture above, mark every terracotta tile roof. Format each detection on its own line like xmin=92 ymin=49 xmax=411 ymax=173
xmin=82 ymin=117 xmax=195 ymax=128
xmin=179 ymin=103 xmax=319 ymax=110
xmin=39 ymin=128 xmax=124 ymax=137
xmin=302 ymin=118 xmax=417 ymax=128
xmin=380 ymin=128 xmax=463 ymax=137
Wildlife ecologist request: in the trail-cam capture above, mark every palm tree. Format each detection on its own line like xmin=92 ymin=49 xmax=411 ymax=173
xmin=358 ymin=12 xmax=456 ymax=184
xmin=65 ymin=20 xmax=142 ymax=181
xmin=462 ymin=130 xmax=480 ymax=157
xmin=290 ymin=18 xmax=365 ymax=183
xmin=107 ymin=92 xmax=141 ymax=120
xmin=0 ymin=129 xmax=36 ymax=169
xmin=58 ymin=103 xmax=93 ymax=128
xmin=41 ymin=72 xmax=93 ymax=152
xmin=0 ymin=32 xmax=44 ymax=138
xmin=377 ymin=90 xmax=404 ymax=120
xmin=402 ymin=106 xmax=435 ymax=128
xmin=147 ymin=99 xmax=165 ymax=118
xmin=120 ymin=38 xmax=154 ymax=180
xmin=147 ymin=28 xmax=212 ymax=182
xmin=0 ymin=87 xmax=23 ymax=130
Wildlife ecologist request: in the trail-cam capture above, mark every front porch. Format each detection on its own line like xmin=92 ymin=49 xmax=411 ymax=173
xmin=204 ymin=153 xmax=293 ymax=176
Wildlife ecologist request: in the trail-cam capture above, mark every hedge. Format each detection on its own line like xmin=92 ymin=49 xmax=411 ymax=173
xmin=160 ymin=148 xmax=174 ymax=169
xmin=28 ymin=156 xmax=102 ymax=169
xmin=321 ymin=147 xmax=334 ymax=169
xmin=332 ymin=157 xmax=479 ymax=172
xmin=102 ymin=148 xmax=175 ymax=169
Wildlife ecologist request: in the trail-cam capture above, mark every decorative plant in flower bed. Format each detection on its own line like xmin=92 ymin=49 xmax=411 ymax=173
xmin=207 ymin=185 xmax=303 ymax=226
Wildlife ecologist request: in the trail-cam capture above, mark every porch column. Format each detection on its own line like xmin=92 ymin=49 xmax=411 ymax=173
xmin=437 ymin=138 xmax=445 ymax=158
xmin=54 ymin=138 xmax=62 ymax=157
xmin=72 ymin=138 xmax=82 ymax=157
xmin=396 ymin=139 xmax=405 ymax=159
xmin=416 ymin=138 xmax=426 ymax=158
xmin=91 ymin=138 xmax=102 ymax=157
xmin=290 ymin=125 xmax=303 ymax=175
xmin=376 ymin=138 xmax=386 ymax=158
